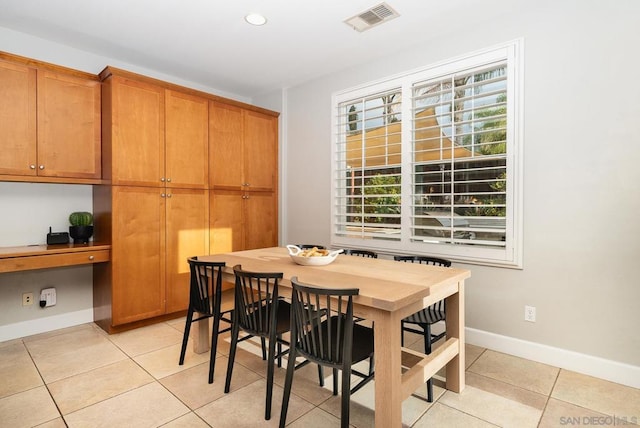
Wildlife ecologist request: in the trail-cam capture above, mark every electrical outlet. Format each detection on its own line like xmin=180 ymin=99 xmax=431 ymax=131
xmin=524 ymin=305 xmax=536 ymax=322
xmin=22 ymin=292 xmax=34 ymax=306
xmin=40 ymin=288 xmax=57 ymax=307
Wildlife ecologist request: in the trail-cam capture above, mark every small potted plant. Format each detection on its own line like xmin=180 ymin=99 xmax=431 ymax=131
xmin=69 ymin=211 xmax=94 ymax=244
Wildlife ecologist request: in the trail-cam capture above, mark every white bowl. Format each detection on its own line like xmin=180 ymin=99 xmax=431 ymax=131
xmin=286 ymin=245 xmax=343 ymax=266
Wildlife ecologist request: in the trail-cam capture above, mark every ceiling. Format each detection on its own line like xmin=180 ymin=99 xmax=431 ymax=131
xmin=0 ymin=0 xmax=513 ymax=99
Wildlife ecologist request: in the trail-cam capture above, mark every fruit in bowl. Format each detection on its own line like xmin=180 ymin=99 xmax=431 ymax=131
xmin=286 ymin=245 xmax=344 ymax=266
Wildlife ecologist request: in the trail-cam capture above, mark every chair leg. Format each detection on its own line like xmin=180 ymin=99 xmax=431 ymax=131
xmin=341 ymin=365 xmax=351 ymax=428
xmin=423 ymin=324 xmax=434 ymax=402
xmin=277 ymin=335 xmax=283 ymax=368
xmin=317 ymin=365 xmax=325 ymax=387
xmin=178 ymin=309 xmax=194 ymax=365
xmin=261 ymin=337 xmax=267 ymax=360
xmin=265 ymin=333 xmax=277 ymax=420
xmin=332 ymin=368 xmax=339 ymax=395
xmin=208 ymin=314 xmax=221 ymax=384
xmin=224 ymin=321 xmax=240 ymax=393
xmin=279 ymin=346 xmax=297 ymax=428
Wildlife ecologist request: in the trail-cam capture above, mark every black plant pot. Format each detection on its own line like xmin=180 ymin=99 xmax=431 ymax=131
xmin=69 ymin=225 xmax=94 ymax=244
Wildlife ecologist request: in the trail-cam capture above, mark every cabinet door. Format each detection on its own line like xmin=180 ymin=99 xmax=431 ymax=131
xmin=0 ymin=60 xmax=36 ymax=176
xmin=37 ymin=71 xmax=101 ymax=179
xmin=111 ymin=186 xmax=165 ymax=325
xmin=244 ymin=110 xmax=277 ymax=191
xmin=165 ymin=188 xmax=209 ymax=313
xmin=109 ymin=77 xmax=165 ymax=186
xmin=165 ymin=90 xmax=208 ymax=189
xmin=209 ymin=101 xmax=243 ymax=189
xmin=244 ymin=192 xmax=277 ymax=250
xmin=210 ymin=190 xmax=244 ymax=253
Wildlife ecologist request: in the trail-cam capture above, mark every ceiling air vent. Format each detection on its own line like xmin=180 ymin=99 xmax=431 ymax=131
xmin=344 ymin=2 xmax=400 ymax=32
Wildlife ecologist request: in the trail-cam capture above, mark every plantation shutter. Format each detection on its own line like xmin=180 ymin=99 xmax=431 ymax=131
xmin=334 ymin=88 xmax=403 ymax=241
xmin=410 ymin=61 xmax=508 ymax=247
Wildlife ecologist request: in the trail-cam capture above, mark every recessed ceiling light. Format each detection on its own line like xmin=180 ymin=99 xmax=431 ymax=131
xmin=245 ymin=13 xmax=267 ymax=26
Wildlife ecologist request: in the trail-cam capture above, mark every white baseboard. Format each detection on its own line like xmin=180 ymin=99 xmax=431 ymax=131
xmin=466 ymin=327 xmax=640 ymax=389
xmin=0 ymin=309 xmax=94 ymax=342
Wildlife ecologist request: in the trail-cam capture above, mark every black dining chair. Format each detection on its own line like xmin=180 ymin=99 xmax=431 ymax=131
xmin=279 ymin=277 xmax=374 ymax=428
xmin=224 ymin=265 xmax=291 ymax=420
xmin=179 ymin=257 xmax=234 ymax=384
xmin=343 ymin=248 xmax=378 ymax=258
xmin=295 ymin=244 xmax=326 ymax=250
xmin=394 ymin=255 xmax=451 ymax=401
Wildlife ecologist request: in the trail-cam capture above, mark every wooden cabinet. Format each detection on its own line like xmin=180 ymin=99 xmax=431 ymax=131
xmin=165 ymin=90 xmax=209 ymax=189
xmin=209 ymin=101 xmax=278 ymax=254
xmin=101 ymin=69 xmax=208 ymax=189
xmin=0 ymin=55 xmax=100 ymax=180
xmin=210 ymin=190 xmax=277 ymax=253
xmin=0 ymin=60 xmax=36 ymax=176
xmin=37 ymin=70 xmax=101 ymax=179
xmin=93 ymin=186 xmax=209 ymax=329
xmin=209 ymin=101 xmax=277 ymax=191
xmin=93 ymin=66 xmax=278 ymax=332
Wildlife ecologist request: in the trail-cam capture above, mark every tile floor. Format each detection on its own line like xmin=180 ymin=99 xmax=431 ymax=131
xmin=1 ymin=319 xmax=639 ymax=427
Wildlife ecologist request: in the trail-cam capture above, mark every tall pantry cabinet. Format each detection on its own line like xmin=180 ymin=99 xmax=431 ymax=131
xmin=94 ymin=68 xmax=210 ymax=331
xmin=209 ymin=101 xmax=278 ymax=253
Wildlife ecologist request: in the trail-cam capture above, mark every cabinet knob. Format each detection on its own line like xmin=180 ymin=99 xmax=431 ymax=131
xmin=167 ymin=193 xmax=172 ymax=198
xmin=88 ymin=255 xmax=95 ymax=261
xmin=161 ymin=193 xmax=166 ymax=198
xmin=167 ymin=178 xmax=171 ymax=182
xmin=160 ymin=177 xmax=165 ymax=182
xmin=30 ymin=164 xmax=36 ymax=170
xmin=39 ymin=165 xmax=45 ymax=170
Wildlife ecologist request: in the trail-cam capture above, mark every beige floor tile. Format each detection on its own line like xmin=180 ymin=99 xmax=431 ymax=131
xmin=413 ymin=402 xmax=498 ymax=427
xmin=552 ymin=370 xmax=640 ymax=421
xmin=134 ymin=342 xmax=209 ymax=379
xmin=467 ymin=349 xmax=559 ymax=395
xmin=25 ymin=327 xmax=128 ymax=383
xmin=318 ymin=393 xmax=375 ymax=428
xmin=166 ymin=316 xmax=187 ymax=332
xmin=160 ymin=356 xmax=261 ymax=410
xmin=0 ymin=340 xmax=43 ymax=399
xmin=439 ymin=372 xmax=545 ymax=428
xmin=160 ymin=411 xmax=210 ymax=427
xmin=34 ymin=417 xmax=68 ymax=428
xmin=539 ymin=398 xmax=614 ymax=428
xmin=465 ymin=343 xmax=486 ymax=368
xmin=273 ymin=358 xmax=335 ymax=406
xmin=108 ymin=322 xmax=184 ymax=357
xmin=0 ymin=385 xmax=60 ymax=428
xmin=196 ymin=378 xmax=315 ymax=427
xmin=285 ymin=407 xmax=342 ymax=428
xmin=21 ymin=323 xmax=95 ymax=344
xmin=48 ymin=359 xmax=154 ymax=414
xmin=319 ymin=378 xmax=440 ymax=428
xmin=64 ymin=382 xmax=190 ymax=428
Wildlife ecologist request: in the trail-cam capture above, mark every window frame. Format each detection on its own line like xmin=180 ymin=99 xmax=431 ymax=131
xmin=331 ymin=40 xmax=524 ymax=268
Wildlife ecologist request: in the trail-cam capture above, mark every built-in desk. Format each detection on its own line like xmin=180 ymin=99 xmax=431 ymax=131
xmin=0 ymin=243 xmax=111 ymax=273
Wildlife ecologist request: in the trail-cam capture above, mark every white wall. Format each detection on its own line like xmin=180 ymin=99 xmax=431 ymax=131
xmin=282 ymin=0 xmax=640 ymax=384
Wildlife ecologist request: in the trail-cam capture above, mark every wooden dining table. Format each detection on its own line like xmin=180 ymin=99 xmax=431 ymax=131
xmin=197 ymin=246 xmax=471 ymax=427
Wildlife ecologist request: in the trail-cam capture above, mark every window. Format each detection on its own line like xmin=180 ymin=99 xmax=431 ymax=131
xmin=332 ymin=41 xmax=523 ymax=267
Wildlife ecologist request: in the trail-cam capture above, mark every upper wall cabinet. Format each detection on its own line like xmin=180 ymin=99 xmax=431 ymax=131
xmin=209 ymin=101 xmax=278 ymax=191
xmin=165 ymin=90 xmax=209 ymax=189
xmin=0 ymin=55 xmax=101 ymax=181
xmin=100 ymin=68 xmax=208 ymax=189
